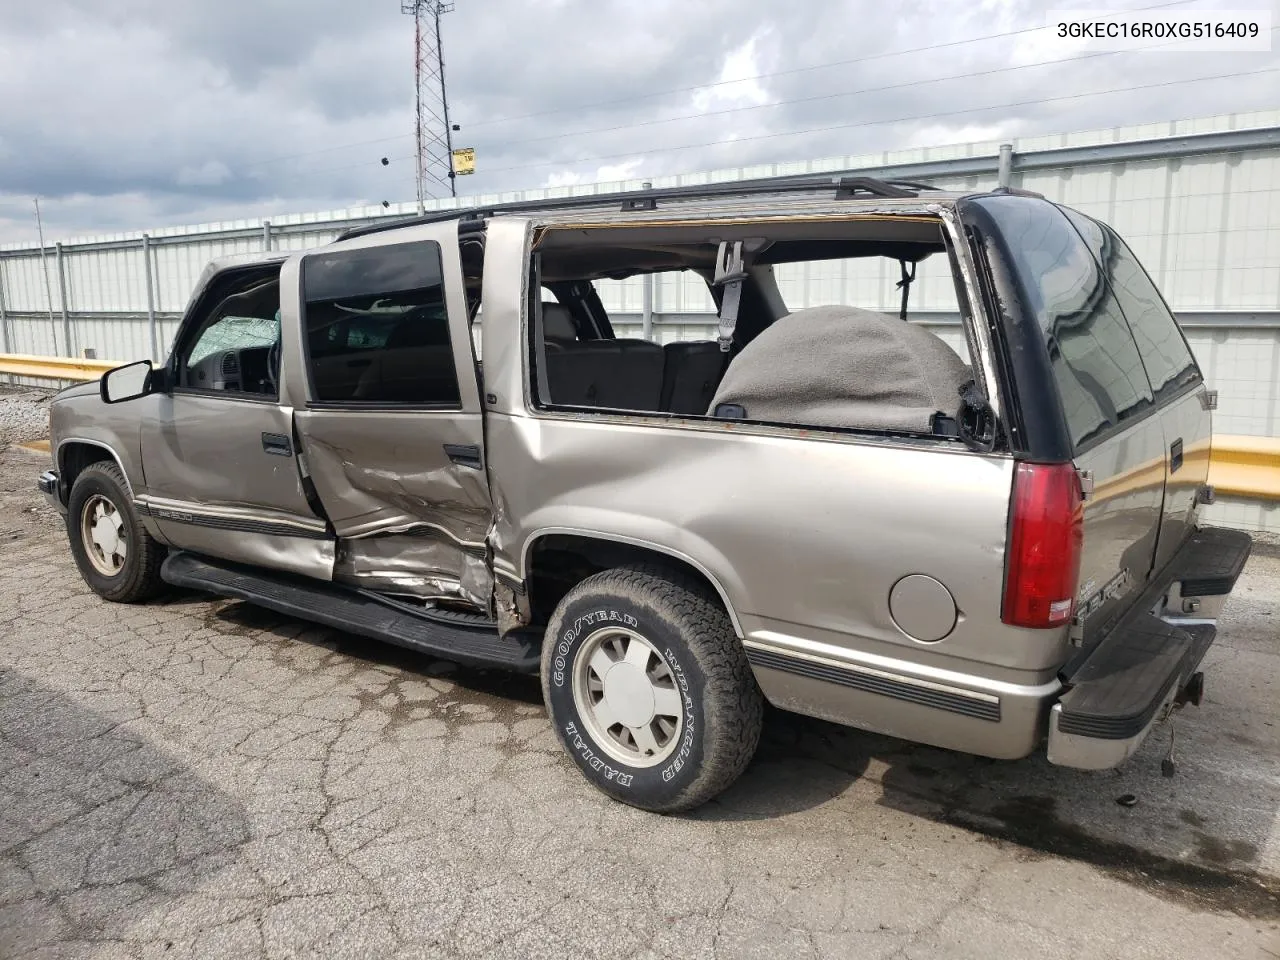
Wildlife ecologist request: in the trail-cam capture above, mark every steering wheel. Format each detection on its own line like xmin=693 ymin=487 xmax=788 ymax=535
xmin=266 ymin=338 xmax=281 ymax=394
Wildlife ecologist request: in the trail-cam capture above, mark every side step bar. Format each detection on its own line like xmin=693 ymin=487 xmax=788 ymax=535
xmin=161 ymin=552 xmax=541 ymax=673
xmin=1169 ymin=526 xmax=1252 ymax=596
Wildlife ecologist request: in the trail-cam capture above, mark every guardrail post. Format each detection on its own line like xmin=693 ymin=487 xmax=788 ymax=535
xmin=262 ymin=220 xmax=273 ymax=251
xmin=143 ymin=234 xmax=159 ymax=362
xmin=997 ymin=143 xmax=1014 ymax=188
xmin=55 ymin=242 xmax=72 ymax=357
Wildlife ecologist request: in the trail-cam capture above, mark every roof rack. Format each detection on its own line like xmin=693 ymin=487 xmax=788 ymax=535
xmin=337 ymin=174 xmax=929 ymax=242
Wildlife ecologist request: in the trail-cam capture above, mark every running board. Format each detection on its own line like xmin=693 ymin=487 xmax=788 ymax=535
xmin=161 ymin=552 xmax=541 ymax=673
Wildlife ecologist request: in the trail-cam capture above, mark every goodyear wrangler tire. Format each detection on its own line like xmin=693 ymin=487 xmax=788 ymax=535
xmin=541 ymin=565 xmax=763 ymax=812
xmin=67 ymin=461 xmax=166 ymax=603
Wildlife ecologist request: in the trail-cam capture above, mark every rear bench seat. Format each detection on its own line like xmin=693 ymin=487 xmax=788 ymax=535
xmin=541 ymin=302 xmax=724 ymax=414
xmin=661 ymin=341 xmax=725 ymax=415
xmin=545 ymin=339 xmax=665 ymax=410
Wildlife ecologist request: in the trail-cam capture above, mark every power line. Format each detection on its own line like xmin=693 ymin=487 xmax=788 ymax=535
xmin=236 ymin=0 xmax=1200 ymax=173
xmin=308 ymin=65 xmax=1277 ymax=181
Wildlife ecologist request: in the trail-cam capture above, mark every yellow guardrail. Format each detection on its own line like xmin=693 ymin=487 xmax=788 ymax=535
xmin=2 ymin=354 xmax=1276 ymax=500
xmin=1210 ymin=435 xmax=1280 ymax=501
xmin=0 ymin=353 xmax=122 ymax=381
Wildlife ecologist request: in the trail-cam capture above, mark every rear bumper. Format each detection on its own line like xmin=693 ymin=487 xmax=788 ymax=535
xmin=38 ymin=470 xmax=66 ymax=515
xmin=1046 ymin=526 xmax=1251 ymax=770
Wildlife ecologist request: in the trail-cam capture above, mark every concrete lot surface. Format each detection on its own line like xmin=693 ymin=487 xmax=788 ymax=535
xmin=1 ymin=442 xmax=1278 ymax=960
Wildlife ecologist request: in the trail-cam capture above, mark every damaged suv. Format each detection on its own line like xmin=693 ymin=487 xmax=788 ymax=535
xmin=40 ymin=176 xmax=1251 ymax=811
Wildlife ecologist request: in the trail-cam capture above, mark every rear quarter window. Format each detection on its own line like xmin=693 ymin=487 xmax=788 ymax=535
xmin=976 ymin=196 xmax=1153 ymax=450
xmin=1101 ymin=228 xmax=1200 ymax=401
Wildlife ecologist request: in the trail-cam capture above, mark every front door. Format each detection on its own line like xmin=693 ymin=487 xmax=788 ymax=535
xmin=283 ymin=221 xmax=494 ymax=609
xmin=139 ymin=263 xmax=335 ymax=579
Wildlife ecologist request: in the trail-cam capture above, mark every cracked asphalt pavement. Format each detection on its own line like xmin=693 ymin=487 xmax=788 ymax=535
xmin=2 ymin=443 xmax=1278 ymax=959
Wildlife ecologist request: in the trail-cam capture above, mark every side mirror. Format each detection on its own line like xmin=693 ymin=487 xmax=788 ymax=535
xmin=100 ymin=360 xmax=154 ymax=404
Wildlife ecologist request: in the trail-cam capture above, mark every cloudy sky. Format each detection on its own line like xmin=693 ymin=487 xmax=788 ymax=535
xmin=0 ymin=0 xmax=1276 ymax=243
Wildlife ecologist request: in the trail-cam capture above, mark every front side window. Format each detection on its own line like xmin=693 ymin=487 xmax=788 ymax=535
xmin=302 ymin=241 xmax=461 ymax=405
xmin=973 ymin=196 xmax=1153 ymax=450
xmin=178 ymin=273 xmax=280 ymax=396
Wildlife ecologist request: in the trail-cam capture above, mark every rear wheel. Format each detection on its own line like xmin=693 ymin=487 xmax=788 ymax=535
xmin=542 ymin=565 xmax=763 ymax=812
xmin=67 ymin=462 xmax=165 ymax=603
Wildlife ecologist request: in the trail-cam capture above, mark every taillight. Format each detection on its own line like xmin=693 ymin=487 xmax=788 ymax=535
xmin=1002 ymin=462 xmax=1084 ymax=628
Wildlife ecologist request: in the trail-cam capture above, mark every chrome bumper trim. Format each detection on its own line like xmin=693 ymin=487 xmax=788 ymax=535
xmin=1046 ymin=682 xmax=1176 ymax=771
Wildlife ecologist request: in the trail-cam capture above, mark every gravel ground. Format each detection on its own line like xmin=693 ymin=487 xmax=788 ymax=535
xmin=2 ymin=440 xmax=1279 ymax=959
xmin=0 ymin=386 xmax=53 ymax=446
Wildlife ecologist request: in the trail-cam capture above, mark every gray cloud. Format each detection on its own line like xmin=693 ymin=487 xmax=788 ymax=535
xmin=0 ymin=0 xmax=1275 ymax=242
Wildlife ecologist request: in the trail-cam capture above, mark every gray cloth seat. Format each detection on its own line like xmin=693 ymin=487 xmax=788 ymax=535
xmin=708 ymin=305 xmax=970 ymax=433
xmin=541 ymin=302 xmax=579 ymax=344
xmin=661 ymin=341 xmax=725 ymax=415
xmin=350 ymin=307 xmax=459 ymax=403
xmin=545 ymin=339 xmax=664 ymax=410
xmin=352 ymin=345 xmax=458 ymax=403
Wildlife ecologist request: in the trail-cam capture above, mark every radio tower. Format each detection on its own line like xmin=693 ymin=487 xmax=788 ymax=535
xmin=401 ymin=0 xmax=457 ymax=212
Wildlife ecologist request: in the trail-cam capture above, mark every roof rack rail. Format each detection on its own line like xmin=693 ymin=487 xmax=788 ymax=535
xmin=834 ymin=177 xmax=914 ymax=199
xmin=337 ymin=174 xmax=923 ymax=242
xmin=881 ymin=178 xmax=942 ymax=191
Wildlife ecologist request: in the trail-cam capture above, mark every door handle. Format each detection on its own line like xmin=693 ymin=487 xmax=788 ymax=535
xmin=444 ymin=443 xmax=482 ymax=469
xmin=262 ymin=432 xmax=293 ymax=457
xmin=1170 ymin=437 xmax=1183 ymax=473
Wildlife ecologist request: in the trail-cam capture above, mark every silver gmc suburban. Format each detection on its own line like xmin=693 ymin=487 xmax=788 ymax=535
xmin=39 ymin=177 xmax=1252 ymax=812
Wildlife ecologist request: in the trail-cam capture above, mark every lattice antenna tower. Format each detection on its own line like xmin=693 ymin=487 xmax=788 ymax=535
xmin=401 ymin=0 xmax=457 ymax=211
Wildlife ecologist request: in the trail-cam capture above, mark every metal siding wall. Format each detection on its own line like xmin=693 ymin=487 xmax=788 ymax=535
xmin=11 ymin=316 xmax=58 ymax=356
xmin=1187 ymin=329 xmax=1280 ymax=437
xmin=2 ymin=256 xmax=55 ymax=313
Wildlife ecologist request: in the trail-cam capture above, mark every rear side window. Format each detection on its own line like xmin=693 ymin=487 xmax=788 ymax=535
xmin=978 ymin=197 xmax=1152 ymax=450
xmin=1100 ymin=227 xmax=1200 ymax=400
xmin=302 ymin=241 xmax=461 ymax=406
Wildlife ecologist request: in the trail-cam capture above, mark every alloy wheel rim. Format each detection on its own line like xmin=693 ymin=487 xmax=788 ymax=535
xmin=571 ymin=626 xmax=685 ymax=768
xmin=81 ymin=494 xmax=127 ymax=576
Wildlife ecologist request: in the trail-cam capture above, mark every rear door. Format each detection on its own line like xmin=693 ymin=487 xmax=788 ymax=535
xmin=974 ymin=196 xmax=1164 ymax=635
xmin=284 ymin=221 xmax=495 ymax=609
xmin=1095 ymin=224 xmax=1208 ymax=572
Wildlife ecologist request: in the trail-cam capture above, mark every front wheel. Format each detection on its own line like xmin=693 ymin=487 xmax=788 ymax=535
xmin=541 ymin=565 xmax=763 ymax=812
xmin=67 ymin=461 xmax=166 ymax=603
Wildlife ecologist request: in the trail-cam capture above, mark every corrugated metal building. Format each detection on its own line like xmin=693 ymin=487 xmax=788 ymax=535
xmin=2 ymin=109 xmax=1278 ymax=532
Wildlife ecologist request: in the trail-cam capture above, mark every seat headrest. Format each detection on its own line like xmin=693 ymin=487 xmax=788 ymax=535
xmin=541 ymin=302 xmax=578 ymax=343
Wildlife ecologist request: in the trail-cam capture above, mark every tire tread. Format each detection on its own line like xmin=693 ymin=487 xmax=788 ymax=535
xmin=542 ymin=562 xmax=763 ymax=812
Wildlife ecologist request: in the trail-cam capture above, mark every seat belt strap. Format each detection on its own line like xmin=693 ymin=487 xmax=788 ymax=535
xmin=896 ymin=259 xmax=917 ymax=321
xmin=713 ymin=240 xmax=750 ymax=353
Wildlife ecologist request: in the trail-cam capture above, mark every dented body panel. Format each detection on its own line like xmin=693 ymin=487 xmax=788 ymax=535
xmin=286 ymin=219 xmax=495 ymax=606
xmin=138 ymin=391 xmax=332 ymax=579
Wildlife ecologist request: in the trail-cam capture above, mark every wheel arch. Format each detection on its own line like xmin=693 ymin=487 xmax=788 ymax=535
xmin=522 ymin=528 xmax=744 ymax=638
xmin=56 ymin=439 xmax=134 ymax=502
